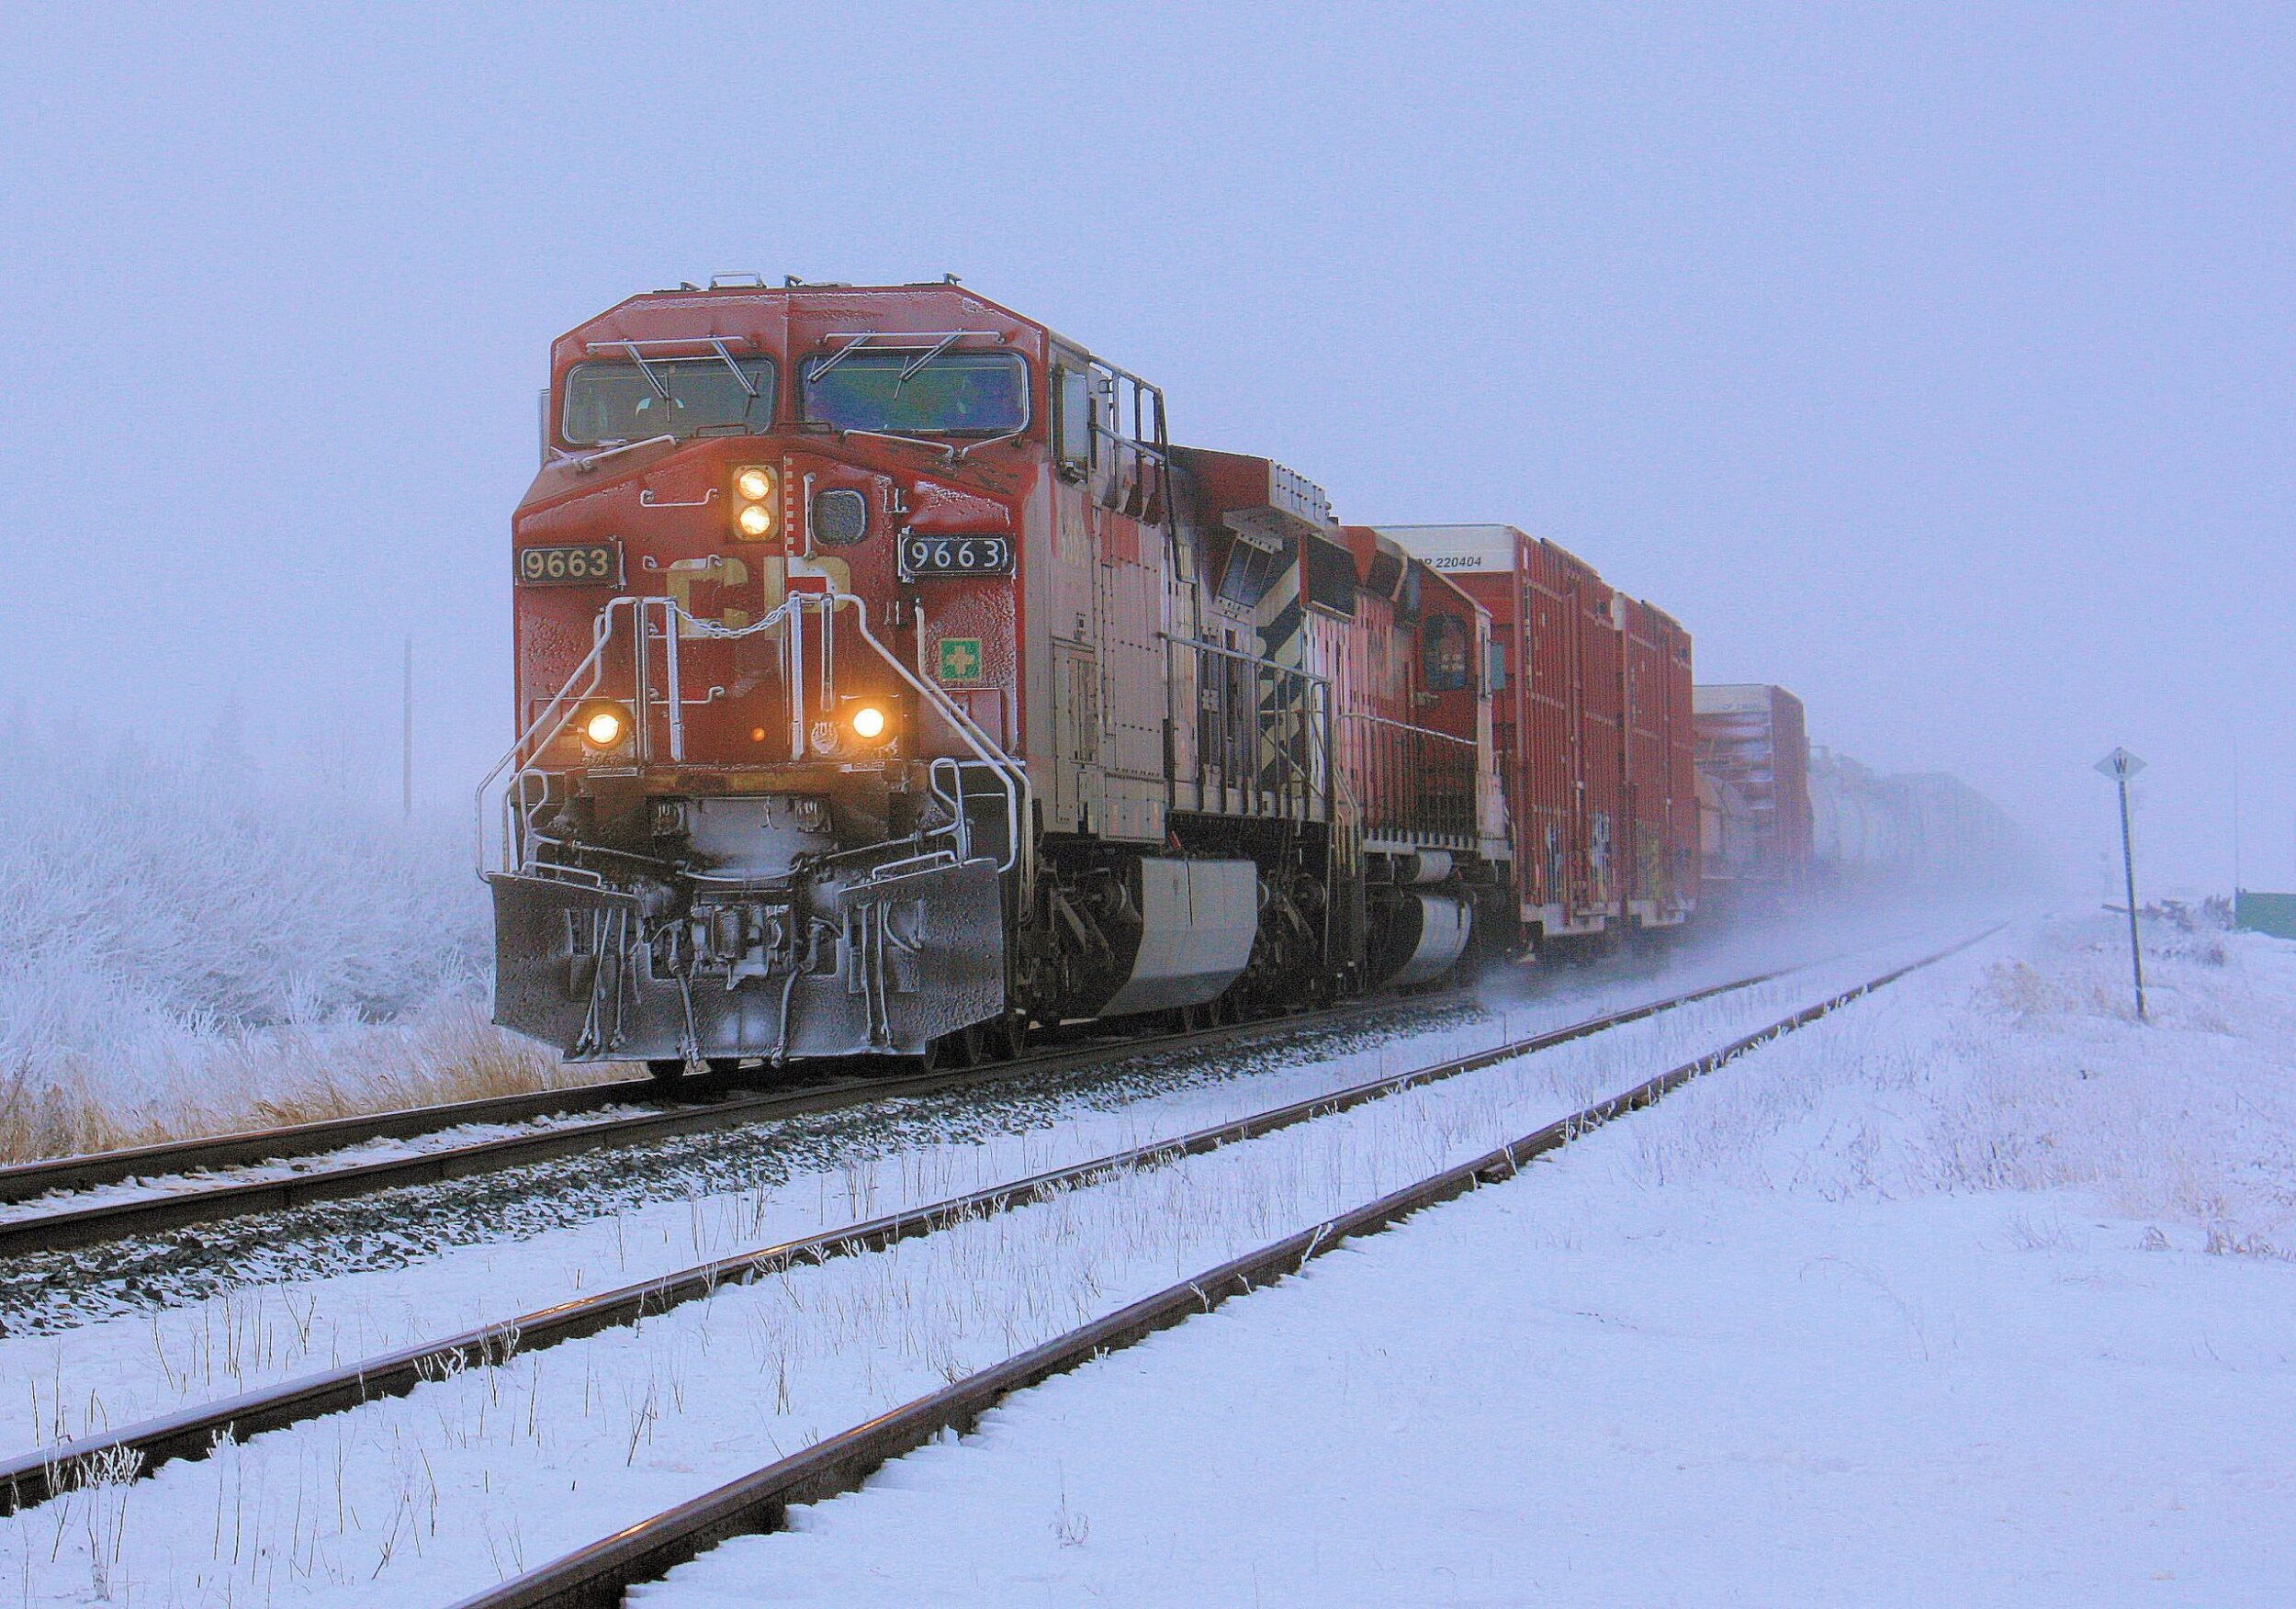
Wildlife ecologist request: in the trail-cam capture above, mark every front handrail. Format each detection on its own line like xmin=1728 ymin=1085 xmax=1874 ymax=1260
xmin=805 ymin=591 xmax=1033 ymax=900
xmin=478 ymin=591 xmax=1034 ymax=903
xmin=474 ymin=595 xmax=648 ymax=879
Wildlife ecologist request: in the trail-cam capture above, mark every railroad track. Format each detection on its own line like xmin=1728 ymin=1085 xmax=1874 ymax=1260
xmin=437 ymin=928 xmax=1994 ymax=1609
xmin=0 ymin=965 xmax=1784 ymax=1514
xmin=0 ymin=996 xmax=1480 ymax=1260
xmin=0 ymin=1076 xmax=666 ymax=1209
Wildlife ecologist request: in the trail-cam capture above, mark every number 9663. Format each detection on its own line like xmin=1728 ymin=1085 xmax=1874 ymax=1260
xmin=516 ymin=544 xmax=620 ymax=586
xmin=902 ymin=535 xmax=1012 ymax=578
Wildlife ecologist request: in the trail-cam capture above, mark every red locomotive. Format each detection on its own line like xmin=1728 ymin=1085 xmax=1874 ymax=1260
xmin=482 ymin=278 xmax=1691 ymax=1075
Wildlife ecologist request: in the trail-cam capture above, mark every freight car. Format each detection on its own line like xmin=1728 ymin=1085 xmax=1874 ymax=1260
xmin=480 ymin=278 xmax=1519 ymax=1075
xmin=1692 ymin=682 xmax=1814 ymax=905
xmin=1379 ymin=526 xmax=1699 ymax=953
xmin=1807 ymin=747 xmax=2024 ymax=885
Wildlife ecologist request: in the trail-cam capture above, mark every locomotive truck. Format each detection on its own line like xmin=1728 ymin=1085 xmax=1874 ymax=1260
xmin=482 ymin=277 xmax=1691 ymax=1075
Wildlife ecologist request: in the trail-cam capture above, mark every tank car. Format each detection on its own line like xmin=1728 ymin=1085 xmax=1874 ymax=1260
xmin=1693 ymin=682 xmax=1814 ymax=908
xmin=482 ymin=278 xmax=1513 ymax=1075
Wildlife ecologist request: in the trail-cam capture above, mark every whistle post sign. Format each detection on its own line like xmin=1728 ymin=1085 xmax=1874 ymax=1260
xmin=2095 ymin=748 xmax=2147 ymax=1021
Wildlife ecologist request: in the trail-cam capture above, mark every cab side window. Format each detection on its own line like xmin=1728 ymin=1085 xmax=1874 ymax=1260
xmin=1424 ymin=614 xmax=1469 ymax=692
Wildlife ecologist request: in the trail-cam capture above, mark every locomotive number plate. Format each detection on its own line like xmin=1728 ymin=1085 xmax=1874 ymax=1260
xmin=900 ymin=534 xmax=1013 ymax=579
xmin=516 ymin=541 xmax=622 ymax=587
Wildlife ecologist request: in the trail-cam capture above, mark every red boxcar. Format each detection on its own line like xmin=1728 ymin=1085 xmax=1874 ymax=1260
xmin=1379 ymin=525 xmax=1697 ymax=948
xmin=1620 ymin=595 xmax=1699 ymax=927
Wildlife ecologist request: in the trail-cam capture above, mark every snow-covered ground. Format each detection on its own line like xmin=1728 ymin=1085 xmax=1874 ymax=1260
xmin=632 ymin=910 xmax=2296 ymax=1608
xmin=0 ymin=944 xmax=1883 ymax=1425
xmin=0 ymin=927 xmax=1973 ymax=1605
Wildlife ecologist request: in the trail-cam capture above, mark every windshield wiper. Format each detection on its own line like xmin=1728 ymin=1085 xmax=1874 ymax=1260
xmin=551 ymin=434 xmax=678 ymax=474
xmin=837 ymin=424 xmax=961 ymax=464
xmin=898 ymin=332 xmax=963 ymax=385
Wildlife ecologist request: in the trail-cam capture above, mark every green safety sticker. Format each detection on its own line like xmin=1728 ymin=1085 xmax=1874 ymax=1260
xmin=937 ymin=637 xmax=984 ymax=683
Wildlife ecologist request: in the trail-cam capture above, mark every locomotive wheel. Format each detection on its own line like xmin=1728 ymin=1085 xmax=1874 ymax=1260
xmin=920 ymin=1025 xmax=985 ymax=1072
xmin=644 ymin=1058 xmax=686 ymax=1085
xmin=980 ymin=1010 xmax=1027 ymax=1063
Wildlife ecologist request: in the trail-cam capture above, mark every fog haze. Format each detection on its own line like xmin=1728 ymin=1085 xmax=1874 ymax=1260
xmin=1 ymin=4 xmax=2288 ymax=895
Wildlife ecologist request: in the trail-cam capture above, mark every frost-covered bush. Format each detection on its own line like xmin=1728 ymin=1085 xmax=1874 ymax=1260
xmin=0 ymin=731 xmax=573 ymax=1158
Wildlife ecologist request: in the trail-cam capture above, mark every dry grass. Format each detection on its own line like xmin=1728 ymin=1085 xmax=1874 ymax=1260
xmin=0 ymin=1003 xmax=625 ymax=1169
xmin=0 ymin=735 xmax=557 ymax=1170
xmin=1972 ymin=958 xmax=2066 ymax=1018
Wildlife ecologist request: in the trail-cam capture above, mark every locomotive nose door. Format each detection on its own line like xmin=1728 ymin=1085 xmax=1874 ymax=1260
xmin=1051 ymin=638 xmax=1101 ymax=830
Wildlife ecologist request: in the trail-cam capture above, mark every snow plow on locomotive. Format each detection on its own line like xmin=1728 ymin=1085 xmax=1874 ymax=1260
xmin=481 ymin=279 xmax=1517 ymax=1074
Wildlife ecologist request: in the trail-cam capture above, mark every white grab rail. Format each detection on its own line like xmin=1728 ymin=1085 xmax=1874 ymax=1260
xmin=477 ymin=591 xmax=1034 ymax=903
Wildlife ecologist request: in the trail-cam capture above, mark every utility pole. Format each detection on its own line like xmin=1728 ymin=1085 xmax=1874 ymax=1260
xmin=401 ymin=634 xmax=414 ymax=821
xmin=2095 ymin=748 xmax=2146 ymax=1021
xmin=2231 ymin=735 xmax=2242 ymax=896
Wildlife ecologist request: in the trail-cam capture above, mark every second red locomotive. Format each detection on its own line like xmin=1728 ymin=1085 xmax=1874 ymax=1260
xmin=483 ymin=278 xmax=1690 ymax=1074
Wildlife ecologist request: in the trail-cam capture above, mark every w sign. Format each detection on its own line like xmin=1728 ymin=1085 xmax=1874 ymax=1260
xmin=2093 ymin=746 xmax=2147 ymax=1020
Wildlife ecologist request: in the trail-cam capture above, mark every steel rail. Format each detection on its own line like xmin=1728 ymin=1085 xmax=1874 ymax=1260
xmin=0 ymin=995 xmax=1476 ymax=1262
xmin=0 ymin=1079 xmax=662 ymax=1208
xmin=0 ymin=968 xmax=1786 ymax=1514
xmin=446 ymin=928 xmax=1996 ymax=1609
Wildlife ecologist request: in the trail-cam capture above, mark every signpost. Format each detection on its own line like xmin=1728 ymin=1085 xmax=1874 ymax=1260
xmin=2094 ymin=748 xmax=2146 ymax=1021
xmin=401 ymin=634 xmax=415 ymax=821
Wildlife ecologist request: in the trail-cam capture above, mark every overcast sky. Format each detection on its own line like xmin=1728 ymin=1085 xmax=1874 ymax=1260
xmin=1 ymin=4 xmax=2288 ymax=895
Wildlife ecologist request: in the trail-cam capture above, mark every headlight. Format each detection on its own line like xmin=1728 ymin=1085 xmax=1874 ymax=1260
xmin=734 ymin=466 xmax=777 ymax=541
xmin=579 ymin=703 xmax=629 ymax=748
xmin=850 ymin=704 xmax=888 ymax=741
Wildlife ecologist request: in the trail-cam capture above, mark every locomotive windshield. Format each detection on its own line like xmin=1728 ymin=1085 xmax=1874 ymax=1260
xmin=561 ymin=356 xmax=777 ymax=444
xmin=802 ymin=350 xmax=1027 ymax=435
